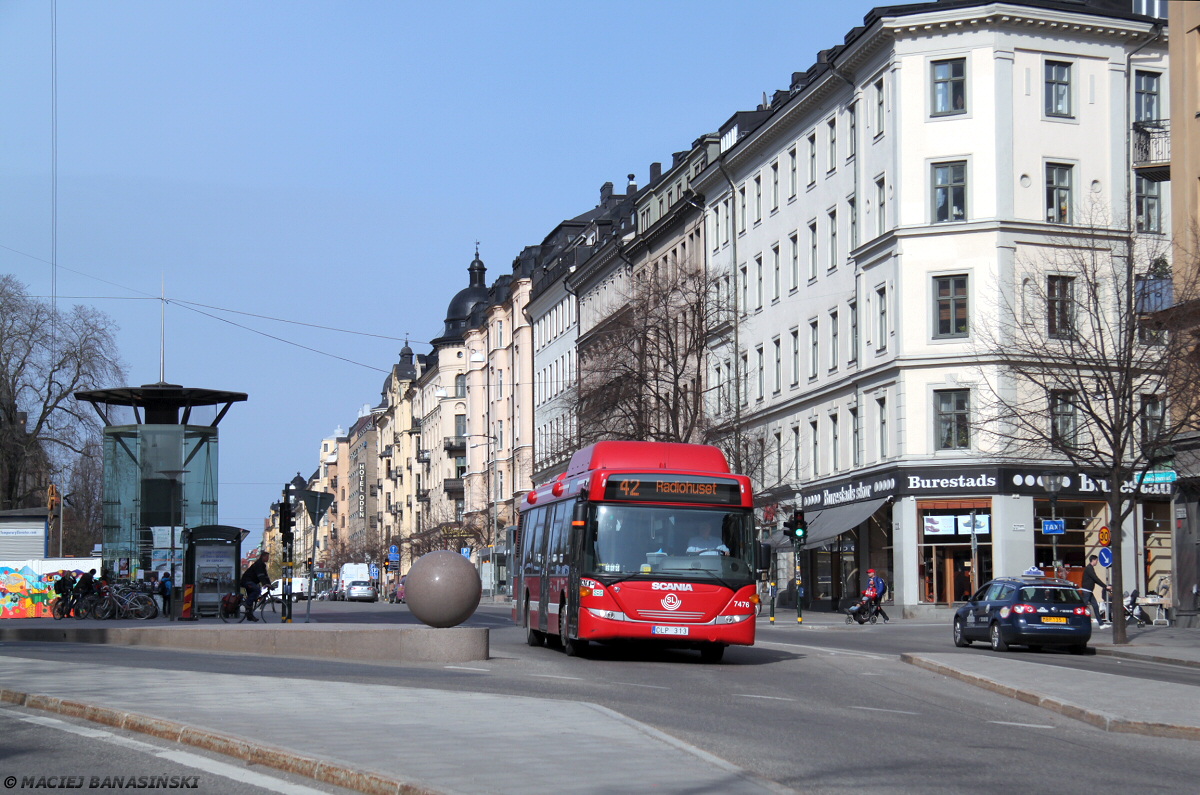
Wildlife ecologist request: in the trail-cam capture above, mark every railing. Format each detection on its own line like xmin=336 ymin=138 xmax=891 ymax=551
xmin=416 ymin=450 xmax=430 ymax=464
xmin=1132 ymin=120 xmax=1170 ymax=180
xmin=443 ymin=478 xmax=464 ymax=493
xmin=443 ymin=436 xmax=466 ymax=451
xmin=417 ymin=489 xmax=430 ymax=502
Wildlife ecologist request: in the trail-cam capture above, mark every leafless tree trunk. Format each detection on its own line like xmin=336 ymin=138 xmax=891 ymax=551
xmin=0 ymin=275 xmax=124 ymax=509
xmin=974 ymin=223 xmax=1200 ymax=644
xmin=59 ymin=437 xmax=105 ymax=556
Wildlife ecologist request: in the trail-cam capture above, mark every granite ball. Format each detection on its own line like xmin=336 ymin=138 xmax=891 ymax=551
xmin=405 ymin=550 xmax=482 ymax=628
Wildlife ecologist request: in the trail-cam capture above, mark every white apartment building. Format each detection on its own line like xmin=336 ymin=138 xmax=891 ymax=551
xmin=694 ymin=0 xmax=1169 ymax=616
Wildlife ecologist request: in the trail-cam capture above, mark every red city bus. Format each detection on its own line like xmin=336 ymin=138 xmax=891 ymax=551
xmin=512 ymin=441 xmax=760 ymax=662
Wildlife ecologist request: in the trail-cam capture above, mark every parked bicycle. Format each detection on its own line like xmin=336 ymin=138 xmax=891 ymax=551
xmin=91 ymin=583 xmax=159 ymax=620
xmin=218 ymin=587 xmax=277 ymax=623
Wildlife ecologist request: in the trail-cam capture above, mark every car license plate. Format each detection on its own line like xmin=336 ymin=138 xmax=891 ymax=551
xmin=652 ymin=626 xmax=688 ymax=636
xmin=1042 ymin=616 xmax=1067 ymax=624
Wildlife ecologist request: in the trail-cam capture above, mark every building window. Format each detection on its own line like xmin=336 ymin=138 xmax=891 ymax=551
xmin=848 ymin=301 xmax=858 ymax=363
xmin=741 ymin=354 xmax=749 ymax=405
xmin=739 ymin=187 xmax=747 ymax=232
xmin=851 ymin=407 xmax=861 ymax=467
xmin=1142 ymin=394 xmax=1164 ymax=452
xmin=755 ymin=255 xmax=763 ymax=309
xmin=772 ymin=245 xmax=781 ymax=300
xmin=754 ymin=176 xmax=762 ymax=223
xmin=740 ymin=265 xmax=748 ymax=314
xmin=831 ymin=413 xmax=841 ymax=471
xmin=773 ymin=339 xmax=782 ymax=393
xmin=1044 ymin=61 xmax=1072 ymax=118
xmin=931 ymin=58 xmax=966 ymax=115
xmin=811 ymin=420 xmax=820 ymax=478
xmin=1135 ymin=71 xmax=1160 ymax=122
xmin=935 ymin=389 xmax=971 ymax=450
xmin=827 ymin=118 xmax=837 ymax=169
xmin=791 ymin=329 xmax=800 ymax=386
xmin=876 ymin=177 xmax=887 ymax=236
xmin=1050 ymin=390 xmax=1077 ymax=448
xmin=878 ymin=397 xmax=888 ymax=458
xmin=771 ymin=163 xmax=779 ymax=210
xmin=756 ymin=346 xmax=765 ymax=400
xmin=1046 ymin=163 xmax=1073 ymax=224
xmin=789 ymin=148 xmax=798 ymax=197
xmin=723 ymin=199 xmax=731 ymax=244
xmin=875 ymin=78 xmax=885 ymax=134
xmin=1136 ymin=177 xmax=1161 ymax=233
xmin=933 ymin=275 xmax=969 ymax=339
xmin=792 ymin=427 xmax=801 ymax=478
xmin=809 ymin=222 xmax=818 ymax=280
xmin=790 ymin=234 xmax=799 ymax=290
xmin=808 ymin=134 xmax=817 ymax=185
xmin=848 ymin=102 xmax=857 ymax=157
xmin=829 ymin=310 xmax=839 ymax=371
xmin=849 ymin=195 xmax=858 ymax=248
xmin=876 ymin=285 xmax=888 ymax=351
xmin=809 ymin=320 xmax=819 ymax=379
xmin=828 ymin=210 xmax=838 ymax=270
xmin=932 ymin=161 xmax=967 ymax=223
xmin=1047 ymin=275 xmax=1075 ymax=339
xmin=774 ymin=432 xmax=783 ymax=483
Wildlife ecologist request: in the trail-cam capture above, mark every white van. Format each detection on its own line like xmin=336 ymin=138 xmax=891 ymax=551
xmin=269 ymin=577 xmax=315 ymax=602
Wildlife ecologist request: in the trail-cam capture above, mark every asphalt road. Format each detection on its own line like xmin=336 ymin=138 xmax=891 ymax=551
xmin=2 ymin=600 xmax=1197 ymax=794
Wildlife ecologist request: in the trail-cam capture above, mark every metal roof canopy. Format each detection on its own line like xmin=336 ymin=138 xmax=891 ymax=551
xmin=74 ymin=382 xmax=247 ymax=427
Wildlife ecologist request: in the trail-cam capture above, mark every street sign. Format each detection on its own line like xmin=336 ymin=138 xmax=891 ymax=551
xmin=388 ymin=551 xmax=400 ymax=562
xmin=1098 ymin=526 xmax=1111 ymax=547
xmin=369 ymin=563 xmax=379 ymax=579
xmin=1041 ymin=519 xmax=1065 ymax=535
xmin=1097 ymin=547 xmax=1113 ymax=568
xmin=1140 ymin=470 xmax=1176 ymax=484
xmin=389 ymin=545 xmax=399 ymax=555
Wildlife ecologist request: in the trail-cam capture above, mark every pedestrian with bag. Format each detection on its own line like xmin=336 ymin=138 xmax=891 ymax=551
xmin=159 ymin=571 xmax=173 ymax=618
xmin=866 ymin=568 xmax=890 ymax=623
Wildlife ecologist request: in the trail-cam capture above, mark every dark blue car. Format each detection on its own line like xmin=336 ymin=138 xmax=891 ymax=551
xmin=953 ymin=575 xmax=1092 ymax=654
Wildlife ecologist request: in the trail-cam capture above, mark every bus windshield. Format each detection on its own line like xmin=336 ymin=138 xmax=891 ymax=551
xmin=584 ymin=503 xmax=756 ymax=582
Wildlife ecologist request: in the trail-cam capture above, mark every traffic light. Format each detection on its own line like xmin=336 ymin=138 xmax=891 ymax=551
xmin=783 ymin=510 xmax=807 ymax=542
xmin=306 ymin=557 xmax=313 ymax=572
xmin=279 ymin=499 xmax=294 ymax=545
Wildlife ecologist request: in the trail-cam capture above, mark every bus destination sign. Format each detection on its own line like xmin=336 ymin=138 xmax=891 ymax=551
xmin=604 ymin=474 xmax=741 ymax=505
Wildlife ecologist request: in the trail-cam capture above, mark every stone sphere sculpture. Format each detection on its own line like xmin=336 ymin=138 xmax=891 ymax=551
xmin=405 ymin=550 xmax=482 ymax=628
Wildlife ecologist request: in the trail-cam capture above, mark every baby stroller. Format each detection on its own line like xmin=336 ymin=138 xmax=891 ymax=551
xmin=845 ymin=587 xmax=879 ymax=624
xmin=1122 ymin=590 xmax=1152 ymax=628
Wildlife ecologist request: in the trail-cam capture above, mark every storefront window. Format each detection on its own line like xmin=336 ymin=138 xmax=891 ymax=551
xmin=1142 ymin=502 xmax=1172 ymax=598
xmin=918 ymin=500 xmax=991 ymax=603
xmin=1032 ymin=499 xmax=1104 ymax=581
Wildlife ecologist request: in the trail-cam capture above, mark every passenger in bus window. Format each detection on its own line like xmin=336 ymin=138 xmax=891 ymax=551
xmin=687 ymin=522 xmax=729 ymax=556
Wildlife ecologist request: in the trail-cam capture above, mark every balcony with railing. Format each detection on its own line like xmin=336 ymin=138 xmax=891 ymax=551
xmin=417 ymin=489 xmax=430 ymax=502
xmin=443 ymin=478 xmax=464 ymax=494
xmin=416 ymin=449 xmax=431 ymax=464
xmin=443 ymin=436 xmax=466 ymax=452
xmin=1132 ymin=119 xmax=1170 ymax=182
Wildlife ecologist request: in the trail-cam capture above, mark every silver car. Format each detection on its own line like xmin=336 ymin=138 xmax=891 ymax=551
xmin=345 ymin=580 xmax=377 ymax=602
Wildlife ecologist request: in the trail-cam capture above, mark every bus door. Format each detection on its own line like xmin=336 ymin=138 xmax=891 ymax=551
xmin=544 ymin=500 xmax=574 ymax=638
xmin=562 ymin=501 xmax=589 ymax=638
xmin=520 ymin=506 xmax=549 ymax=632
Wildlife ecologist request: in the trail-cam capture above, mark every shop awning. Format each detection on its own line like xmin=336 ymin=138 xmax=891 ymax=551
xmin=803 ymin=497 xmax=890 ymax=547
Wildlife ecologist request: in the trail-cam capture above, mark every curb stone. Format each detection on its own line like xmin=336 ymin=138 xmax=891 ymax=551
xmin=899 ymin=653 xmax=1200 ymax=742
xmin=0 ymin=687 xmax=442 ymax=795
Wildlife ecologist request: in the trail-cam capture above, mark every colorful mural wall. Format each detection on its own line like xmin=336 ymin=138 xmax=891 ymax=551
xmin=0 ymin=559 xmax=101 ymax=619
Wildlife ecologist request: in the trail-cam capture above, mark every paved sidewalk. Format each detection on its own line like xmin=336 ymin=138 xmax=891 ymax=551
xmin=0 ymin=657 xmax=789 ymax=795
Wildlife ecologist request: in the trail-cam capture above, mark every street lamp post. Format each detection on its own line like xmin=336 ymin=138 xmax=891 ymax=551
xmin=1043 ymin=472 xmax=1065 ymax=576
xmin=159 ymin=469 xmax=188 ymax=621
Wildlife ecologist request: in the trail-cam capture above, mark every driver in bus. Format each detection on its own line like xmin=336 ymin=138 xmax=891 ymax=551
xmin=687 ymin=522 xmax=729 ymax=556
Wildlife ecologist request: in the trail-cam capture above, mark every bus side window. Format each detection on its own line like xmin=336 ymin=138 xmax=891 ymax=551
xmin=548 ymin=501 xmax=572 ymax=574
xmin=524 ymin=507 xmax=547 ymax=571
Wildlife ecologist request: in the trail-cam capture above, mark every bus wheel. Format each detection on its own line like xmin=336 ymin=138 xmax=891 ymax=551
xmin=525 ymin=598 xmax=543 ymax=647
xmin=560 ymin=603 xmax=587 ymax=658
xmin=700 ymin=643 xmax=725 ymax=663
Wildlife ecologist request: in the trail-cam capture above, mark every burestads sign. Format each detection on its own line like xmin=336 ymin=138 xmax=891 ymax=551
xmin=802 ymin=475 xmax=897 ymax=509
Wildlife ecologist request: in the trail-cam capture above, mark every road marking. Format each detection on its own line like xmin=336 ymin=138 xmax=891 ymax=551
xmin=757 ymin=640 xmax=887 ymax=660
xmin=735 ymin=694 xmax=795 ymax=702
xmin=530 ymin=674 xmax=584 ymax=681
xmin=612 ymin=682 xmax=670 ymax=690
xmin=444 ymin=665 xmax=490 ymax=672
xmin=849 ymin=706 xmax=921 ymax=715
xmin=989 ymin=721 xmax=1054 ymax=729
xmin=12 ymin=712 xmax=327 ymax=794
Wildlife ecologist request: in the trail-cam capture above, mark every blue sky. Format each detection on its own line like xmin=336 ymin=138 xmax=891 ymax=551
xmin=0 ymin=0 xmax=879 ymax=542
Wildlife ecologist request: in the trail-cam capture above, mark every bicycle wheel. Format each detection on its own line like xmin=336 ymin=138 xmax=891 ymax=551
xmin=93 ymin=596 xmax=115 ymax=620
xmin=253 ymin=595 xmax=277 ymax=622
xmin=51 ymin=598 xmax=65 ymax=620
xmin=72 ymin=597 xmax=91 ymax=620
xmin=132 ymin=595 xmax=158 ymax=620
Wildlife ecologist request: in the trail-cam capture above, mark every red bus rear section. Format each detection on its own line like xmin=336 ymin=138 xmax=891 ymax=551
xmin=513 ymin=441 xmax=759 ymax=662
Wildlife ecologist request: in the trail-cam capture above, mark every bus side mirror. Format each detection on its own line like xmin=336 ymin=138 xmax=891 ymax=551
xmin=572 ymin=502 xmax=587 ymax=525
xmin=757 ymin=542 xmax=771 ymax=573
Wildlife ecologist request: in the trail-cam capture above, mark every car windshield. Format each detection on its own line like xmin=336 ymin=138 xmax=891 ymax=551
xmin=350 ymin=581 xmax=369 ymax=587
xmin=1019 ymin=586 xmax=1084 ymax=604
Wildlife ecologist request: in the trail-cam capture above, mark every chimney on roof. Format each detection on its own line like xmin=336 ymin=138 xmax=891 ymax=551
xmin=650 ymin=162 xmax=662 ymax=184
xmin=600 ymin=181 xmax=614 ymax=205
xmin=627 ymin=173 xmax=637 ymax=192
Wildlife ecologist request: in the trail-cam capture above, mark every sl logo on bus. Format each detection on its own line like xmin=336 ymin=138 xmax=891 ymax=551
xmin=661 ymin=593 xmax=682 ymax=611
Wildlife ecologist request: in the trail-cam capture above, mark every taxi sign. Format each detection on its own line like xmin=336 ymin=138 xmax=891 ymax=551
xmin=1098 ymin=526 xmax=1111 ymax=547
xmin=1041 ymin=519 xmax=1065 ymax=535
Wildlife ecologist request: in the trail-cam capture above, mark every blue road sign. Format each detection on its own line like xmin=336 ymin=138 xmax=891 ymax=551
xmin=390 ymin=545 xmax=399 ymax=555
xmin=1041 ymin=519 xmax=1065 ymax=535
xmin=369 ymin=563 xmax=380 ymax=578
xmin=388 ymin=552 xmax=400 ymax=562
xmin=1098 ymin=547 xmax=1114 ymax=568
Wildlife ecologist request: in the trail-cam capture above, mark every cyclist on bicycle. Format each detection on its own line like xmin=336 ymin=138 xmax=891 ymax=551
xmin=240 ymin=552 xmax=272 ymax=622
xmin=53 ymin=571 xmax=76 ymax=614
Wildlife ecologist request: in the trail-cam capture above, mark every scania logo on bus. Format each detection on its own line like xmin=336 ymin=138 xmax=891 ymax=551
xmin=651 ymin=582 xmax=693 ymax=591
xmin=661 ymin=593 xmax=682 ymax=611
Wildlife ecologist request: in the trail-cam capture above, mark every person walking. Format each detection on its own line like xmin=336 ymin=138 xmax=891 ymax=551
xmin=866 ymin=568 xmax=890 ymax=623
xmin=159 ymin=571 xmax=173 ymax=618
xmin=1082 ymin=554 xmax=1109 ymax=625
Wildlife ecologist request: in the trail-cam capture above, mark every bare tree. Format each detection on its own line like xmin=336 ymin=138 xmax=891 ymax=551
xmin=574 ymin=252 xmax=723 ymax=446
xmin=0 ymin=275 xmax=124 ymax=509
xmin=58 ymin=437 xmax=104 ymax=556
xmin=975 ymin=223 xmax=1200 ymax=644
